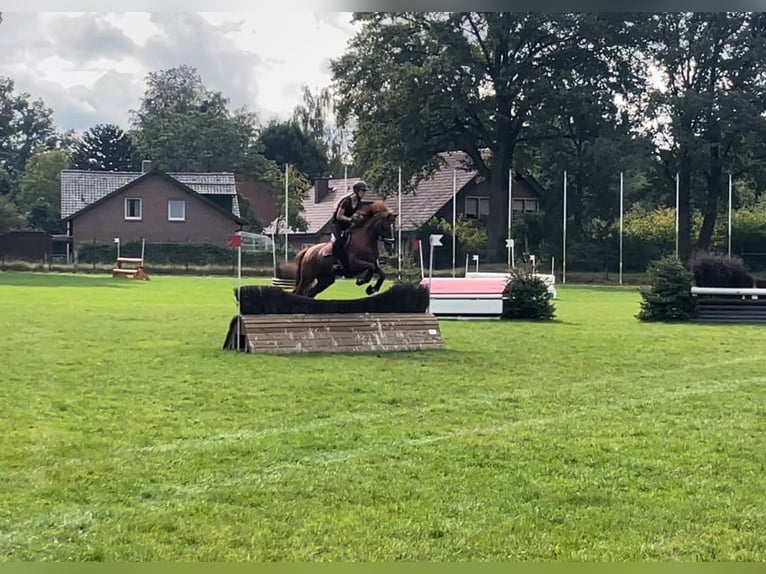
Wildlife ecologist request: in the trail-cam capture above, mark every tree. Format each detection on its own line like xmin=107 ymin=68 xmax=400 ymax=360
xmin=0 ymin=195 xmax=22 ymax=233
xmin=72 ymin=123 xmax=141 ymax=171
xmin=15 ymin=149 xmax=71 ymax=233
xmin=256 ymin=120 xmax=328 ymax=180
xmin=272 ymin=164 xmax=311 ymax=233
xmin=639 ymin=12 xmax=766 ymax=261
xmin=0 ymin=77 xmax=58 ymax=193
xmin=291 ymin=85 xmax=352 ymax=177
xmin=129 ymin=65 xmax=275 ymax=179
xmin=331 ymin=13 xmax=635 ymax=260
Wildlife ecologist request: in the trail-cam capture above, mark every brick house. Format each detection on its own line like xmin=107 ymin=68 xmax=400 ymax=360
xmin=60 ymin=161 xmax=245 ymax=254
xmin=263 ymin=150 xmax=545 ymax=251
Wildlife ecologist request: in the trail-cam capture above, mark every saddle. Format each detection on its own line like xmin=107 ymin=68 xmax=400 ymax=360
xmin=320 ymin=231 xmax=350 ymax=258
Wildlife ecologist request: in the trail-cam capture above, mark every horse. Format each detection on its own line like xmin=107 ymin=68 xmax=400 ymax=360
xmin=288 ymin=200 xmax=398 ymax=298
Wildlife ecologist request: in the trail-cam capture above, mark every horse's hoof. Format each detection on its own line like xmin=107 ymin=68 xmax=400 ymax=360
xmin=365 ymin=285 xmax=376 ymax=295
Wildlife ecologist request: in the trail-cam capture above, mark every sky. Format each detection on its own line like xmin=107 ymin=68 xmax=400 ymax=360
xmin=0 ymin=11 xmax=360 ymax=134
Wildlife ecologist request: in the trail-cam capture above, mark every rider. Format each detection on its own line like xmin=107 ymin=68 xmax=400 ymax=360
xmin=331 ymin=179 xmax=368 ymax=273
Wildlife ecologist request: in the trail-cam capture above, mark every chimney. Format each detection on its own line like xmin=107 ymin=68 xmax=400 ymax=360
xmin=141 ymin=160 xmax=152 ymax=173
xmin=314 ymin=177 xmax=330 ymax=204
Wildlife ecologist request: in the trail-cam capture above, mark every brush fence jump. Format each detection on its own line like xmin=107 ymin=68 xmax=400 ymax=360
xmin=223 ymin=284 xmax=445 ymax=354
xmin=692 ymin=286 xmax=766 ymax=323
xmin=422 ymin=277 xmax=510 ymax=318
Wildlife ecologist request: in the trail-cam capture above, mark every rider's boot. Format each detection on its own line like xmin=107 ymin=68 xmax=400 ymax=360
xmin=331 ymin=239 xmax=345 ymax=274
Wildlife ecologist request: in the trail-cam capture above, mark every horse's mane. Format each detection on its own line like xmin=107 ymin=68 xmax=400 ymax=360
xmin=359 ymin=200 xmax=391 ymax=218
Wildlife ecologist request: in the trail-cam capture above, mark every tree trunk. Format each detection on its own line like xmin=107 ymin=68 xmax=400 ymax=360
xmin=697 ymin=132 xmax=723 ymax=252
xmin=485 ymin=155 xmax=512 ymax=262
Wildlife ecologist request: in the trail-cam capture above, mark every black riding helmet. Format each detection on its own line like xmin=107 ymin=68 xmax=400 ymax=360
xmin=352 ymin=180 xmax=368 ymax=194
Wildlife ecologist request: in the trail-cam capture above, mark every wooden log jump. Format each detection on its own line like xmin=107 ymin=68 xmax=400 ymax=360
xmin=112 ymin=257 xmax=149 ymax=280
xmin=223 ymin=283 xmax=445 ymax=354
xmin=112 ymin=238 xmax=149 ymax=280
xmin=691 ymin=286 xmax=766 ymax=324
xmin=223 ymin=313 xmax=444 ymax=354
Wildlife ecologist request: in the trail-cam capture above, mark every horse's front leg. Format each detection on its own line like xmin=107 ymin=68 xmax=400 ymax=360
xmin=347 ymin=254 xmax=373 ymax=285
xmin=355 ymin=269 xmax=373 ymax=285
xmin=366 ymin=259 xmax=386 ymax=295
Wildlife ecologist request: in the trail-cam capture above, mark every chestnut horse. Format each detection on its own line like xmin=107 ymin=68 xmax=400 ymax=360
xmin=291 ymin=200 xmax=397 ymax=298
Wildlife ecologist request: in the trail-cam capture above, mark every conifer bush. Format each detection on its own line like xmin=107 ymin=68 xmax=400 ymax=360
xmin=637 ymin=256 xmax=696 ymax=321
xmin=501 ymin=265 xmax=556 ymax=320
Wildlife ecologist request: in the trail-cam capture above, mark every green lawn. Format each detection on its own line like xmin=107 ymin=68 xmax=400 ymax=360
xmin=1 ymin=271 xmax=764 ymax=561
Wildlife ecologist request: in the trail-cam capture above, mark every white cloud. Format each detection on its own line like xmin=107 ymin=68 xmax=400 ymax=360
xmin=0 ymin=11 xmax=359 ymax=133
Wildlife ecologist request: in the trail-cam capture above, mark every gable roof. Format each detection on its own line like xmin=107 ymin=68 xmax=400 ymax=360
xmin=395 ymin=151 xmax=477 ymax=231
xmin=264 ymin=151 xmax=477 ymax=235
xmin=61 ymin=169 xmax=241 ymax=219
xmin=62 ymin=169 xmax=245 ymax=224
xmin=263 ymin=178 xmax=386 ymax=235
xmin=262 ymin=151 xmax=548 ymax=236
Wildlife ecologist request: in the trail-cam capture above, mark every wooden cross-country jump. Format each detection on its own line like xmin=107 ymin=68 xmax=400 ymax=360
xmin=222 ymin=283 xmax=445 ymax=354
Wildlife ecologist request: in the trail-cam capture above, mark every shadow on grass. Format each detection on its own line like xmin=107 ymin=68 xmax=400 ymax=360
xmin=0 ymin=271 xmax=136 ymax=289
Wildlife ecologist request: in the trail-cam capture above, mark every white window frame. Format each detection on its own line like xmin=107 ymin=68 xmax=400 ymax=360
xmin=465 ymin=196 xmax=490 ymax=219
xmin=124 ymin=198 xmax=142 ymax=220
xmin=168 ymin=199 xmax=186 ymax=222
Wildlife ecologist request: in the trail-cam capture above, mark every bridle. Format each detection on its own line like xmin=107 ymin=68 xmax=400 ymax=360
xmin=379 ymin=216 xmax=396 ymax=254
xmin=364 ymin=211 xmax=396 ymax=254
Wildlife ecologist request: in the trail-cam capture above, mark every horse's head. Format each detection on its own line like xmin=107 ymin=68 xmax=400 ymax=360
xmin=358 ymin=200 xmax=397 ymax=255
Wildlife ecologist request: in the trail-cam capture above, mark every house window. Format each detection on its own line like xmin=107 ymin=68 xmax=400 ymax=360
xmin=168 ymin=199 xmax=186 ymax=221
xmin=512 ymin=198 xmax=540 ymax=213
xmin=465 ymin=196 xmax=490 ymax=219
xmin=124 ymin=198 xmax=142 ymax=220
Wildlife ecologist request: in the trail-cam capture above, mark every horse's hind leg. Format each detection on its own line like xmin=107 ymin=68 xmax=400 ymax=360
xmin=308 ymin=273 xmax=335 ymax=298
xmin=294 ymin=273 xmax=314 ymax=296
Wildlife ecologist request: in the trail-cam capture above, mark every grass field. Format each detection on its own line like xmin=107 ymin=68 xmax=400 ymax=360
xmin=1 ymin=271 xmax=764 ymax=561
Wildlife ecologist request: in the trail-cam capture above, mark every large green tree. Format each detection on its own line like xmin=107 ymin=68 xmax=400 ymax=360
xmin=129 ymin=65 xmax=275 ymax=179
xmin=291 ymin=85 xmax=353 ymax=177
xmin=331 ymin=12 xmax=635 ymax=260
xmin=639 ymin=12 xmax=766 ymax=261
xmin=72 ymin=123 xmax=140 ymax=171
xmin=0 ymin=77 xmax=58 ymax=195
xmin=256 ymin=120 xmax=329 ymax=181
xmin=15 ymin=149 xmax=71 ymax=233
xmin=0 ymin=195 xmax=22 ymax=233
